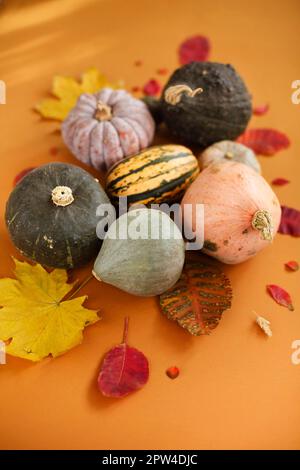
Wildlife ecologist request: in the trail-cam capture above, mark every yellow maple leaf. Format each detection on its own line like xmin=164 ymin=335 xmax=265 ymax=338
xmin=35 ymin=67 xmax=122 ymax=121
xmin=0 ymin=259 xmax=99 ymax=361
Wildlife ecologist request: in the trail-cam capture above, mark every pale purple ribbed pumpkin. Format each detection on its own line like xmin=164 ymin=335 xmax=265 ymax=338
xmin=61 ymin=88 xmax=155 ymax=171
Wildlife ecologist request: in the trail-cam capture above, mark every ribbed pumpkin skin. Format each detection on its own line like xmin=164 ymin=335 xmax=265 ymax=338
xmin=106 ymin=145 xmax=200 ymax=206
xmin=62 ymin=88 xmax=155 ymax=172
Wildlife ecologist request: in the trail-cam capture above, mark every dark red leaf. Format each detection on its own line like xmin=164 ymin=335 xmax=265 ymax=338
xmin=134 ymin=60 xmax=142 ymax=66
xmin=13 ymin=167 xmax=35 ymax=186
xmin=285 ymin=261 xmax=299 ymax=272
xmin=98 ymin=318 xmax=149 ymax=398
xmin=178 ymin=35 xmax=210 ymax=64
xmin=131 ymin=86 xmax=141 ymax=93
xmin=160 ymin=255 xmax=232 ymax=336
xmin=156 ymin=68 xmax=168 ymax=75
xmin=253 ymin=104 xmax=269 ymax=116
xmin=166 ymin=366 xmax=180 ymax=379
xmin=143 ymin=79 xmax=161 ymax=97
xmin=278 ymin=206 xmax=300 ymax=237
xmin=267 ymin=284 xmax=294 ymax=311
xmin=237 ymin=128 xmax=290 ymax=156
xmin=271 ymin=178 xmax=290 ymax=186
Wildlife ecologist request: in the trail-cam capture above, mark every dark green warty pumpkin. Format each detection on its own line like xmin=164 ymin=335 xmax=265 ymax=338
xmin=5 ymin=162 xmax=111 ymax=269
xmin=161 ymin=61 xmax=252 ymax=147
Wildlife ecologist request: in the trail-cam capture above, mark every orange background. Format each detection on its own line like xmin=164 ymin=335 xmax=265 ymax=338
xmin=0 ymin=0 xmax=300 ymax=450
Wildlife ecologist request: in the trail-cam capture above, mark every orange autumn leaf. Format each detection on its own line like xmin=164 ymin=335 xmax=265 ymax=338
xmin=160 ymin=256 xmax=232 ymax=336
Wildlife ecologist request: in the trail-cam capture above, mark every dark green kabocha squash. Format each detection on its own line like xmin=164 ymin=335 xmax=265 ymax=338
xmin=5 ymin=162 xmax=112 ymax=269
xmin=160 ymin=61 xmax=252 ymax=147
xmin=142 ymin=96 xmax=164 ymax=125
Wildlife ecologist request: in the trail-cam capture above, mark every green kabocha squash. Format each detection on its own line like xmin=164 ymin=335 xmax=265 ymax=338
xmin=199 ymin=140 xmax=261 ymax=173
xmin=93 ymin=208 xmax=185 ymax=296
xmin=5 ymin=162 xmax=112 ymax=269
xmin=106 ymin=144 xmax=199 ymax=207
xmin=160 ymin=62 xmax=252 ymax=147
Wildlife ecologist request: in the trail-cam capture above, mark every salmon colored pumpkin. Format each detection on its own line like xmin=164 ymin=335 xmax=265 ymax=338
xmin=62 ymin=88 xmax=155 ymax=171
xmin=181 ymin=161 xmax=281 ymax=264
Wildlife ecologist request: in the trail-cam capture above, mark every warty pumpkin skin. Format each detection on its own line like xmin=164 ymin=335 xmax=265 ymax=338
xmin=142 ymin=96 xmax=163 ymax=125
xmin=161 ymin=62 xmax=252 ymax=147
xmin=106 ymin=144 xmax=200 ymax=207
xmin=181 ymin=161 xmax=281 ymax=264
xmin=62 ymin=88 xmax=155 ymax=172
xmin=93 ymin=208 xmax=185 ymax=296
xmin=5 ymin=162 xmax=112 ymax=269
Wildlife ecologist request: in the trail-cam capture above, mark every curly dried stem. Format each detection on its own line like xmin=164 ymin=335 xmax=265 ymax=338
xmin=164 ymin=84 xmax=203 ymax=105
xmin=252 ymin=210 xmax=273 ymax=241
xmin=94 ymin=101 xmax=112 ymax=121
xmin=51 ymin=186 xmax=74 ymax=207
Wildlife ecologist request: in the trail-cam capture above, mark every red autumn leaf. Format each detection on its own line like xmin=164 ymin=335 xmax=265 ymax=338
xmin=13 ymin=167 xmax=35 ymax=186
xmin=166 ymin=366 xmax=180 ymax=379
xmin=49 ymin=146 xmax=60 ymax=156
xmin=131 ymin=86 xmax=141 ymax=93
xmin=178 ymin=35 xmax=210 ymax=64
xmin=285 ymin=261 xmax=299 ymax=272
xmin=278 ymin=206 xmax=300 ymax=237
xmin=160 ymin=255 xmax=232 ymax=336
xmin=236 ymin=128 xmax=290 ymax=156
xmin=97 ymin=317 xmax=149 ymax=398
xmin=253 ymin=104 xmax=269 ymax=116
xmin=143 ymin=79 xmax=161 ymax=97
xmin=271 ymin=177 xmax=290 ymax=186
xmin=267 ymin=284 xmax=294 ymax=311
xmin=156 ymin=68 xmax=168 ymax=75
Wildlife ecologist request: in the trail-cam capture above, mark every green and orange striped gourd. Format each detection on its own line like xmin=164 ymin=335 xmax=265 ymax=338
xmin=105 ymin=144 xmax=199 ymax=206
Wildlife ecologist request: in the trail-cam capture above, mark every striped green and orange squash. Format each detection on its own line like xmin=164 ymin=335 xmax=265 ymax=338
xmin=105 ymin=144 xmax=200 ymax=206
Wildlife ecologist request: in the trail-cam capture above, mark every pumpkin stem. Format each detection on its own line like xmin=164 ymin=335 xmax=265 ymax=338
xmin=51 ymin=186 xmax=74 ymax=207
xmin=225 ymin=152 xmax=234 ymax=159
xmin=164 ymin=84 xmax=203 ymax=106
xmin=252 ymin=210 xmax=273 ymax=241
xmin=94 ymin=101 xmax=112 ymax=121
